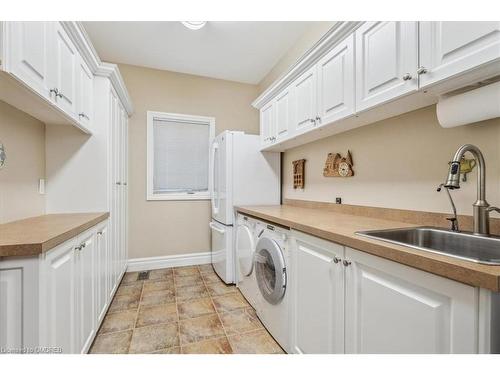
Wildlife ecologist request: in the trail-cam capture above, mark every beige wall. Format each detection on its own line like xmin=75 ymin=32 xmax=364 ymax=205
xmin=118 ymin=63 xmax=260 ymax=259
xmin=258 ymin=22 xmax=336 ymax=93
xmin=283 ymin=106 xmax=500 ymax=217
xmin=0 ymin=100 xmax=45 ymax=224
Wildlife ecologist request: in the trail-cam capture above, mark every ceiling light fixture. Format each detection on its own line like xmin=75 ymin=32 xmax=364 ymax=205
xmin=181 ymin=21 xmax=207 ymax=30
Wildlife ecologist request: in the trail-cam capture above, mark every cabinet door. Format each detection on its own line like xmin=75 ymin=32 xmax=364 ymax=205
xmin=76 ymin=55 xmax=93 ymax=130
xmin=49 ymin=23 xmax=78 ymax=118
xmin=95 ymin=223 xmax=109 ymax=324
xmin=275 ymin=87 xmax=292 ymax=141
xmin=344 ymin=247 xmax=479 ymax=354
xmin=40 ymin=237 xmax=77 ymax=354
xmin=355 ymin=21 xmax=418 ymax=112
xmin=260 ymin=101 xmax=275 ymax=147
xmin=419 ymin=21 xmax=500 ymax=88
xmin=7 ymin=21 xmax=51 ymax=98
xmin=291 ymin=232 xmax=344 ymax=354
xmin=76 ymin=230 xmax=96 ymax=353
xmin=317 ymin=34 xmax=355 ymax=126
xmin=292 ymin=65 xmax=317 ymax=135
xmin=119 ymin=105 xmax=128 ymax=274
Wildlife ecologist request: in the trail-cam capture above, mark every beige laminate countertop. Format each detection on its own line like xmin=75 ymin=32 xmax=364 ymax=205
xmin=0 ymin=212 xmax=109 ymax=257
xmin=236 ymin=205 xmax=500 ymax=292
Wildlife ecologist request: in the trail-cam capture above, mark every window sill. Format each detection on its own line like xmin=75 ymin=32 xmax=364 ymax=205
xmin=146 ymin=193 xmax=211 ymax=201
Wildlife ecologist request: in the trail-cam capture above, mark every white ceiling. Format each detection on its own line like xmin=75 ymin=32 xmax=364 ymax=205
xmin=83 ymin=21 xmax=315 ymax=84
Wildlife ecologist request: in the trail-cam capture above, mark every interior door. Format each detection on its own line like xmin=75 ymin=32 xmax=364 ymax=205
xmin=317 ymin=34 xmax=355 ymax=126
xmin=7 ymin=21 xmax=51 ymax=99
xmin=419 ymin=21 xmax=500 ymax=88
xmin=355 ymin=21 xmax=418 ymax=112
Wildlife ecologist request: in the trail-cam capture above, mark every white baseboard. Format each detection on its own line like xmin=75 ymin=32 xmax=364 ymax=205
xmin=127 ymin=251 xmax=212 ymax=272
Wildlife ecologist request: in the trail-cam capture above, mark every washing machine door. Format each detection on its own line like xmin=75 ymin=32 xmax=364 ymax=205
xmin=236 ymin=224 xmax=255 ymax=277
xmin=255 ymin=236 xmax=286 ymax=305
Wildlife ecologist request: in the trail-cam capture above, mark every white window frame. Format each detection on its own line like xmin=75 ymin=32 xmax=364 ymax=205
xmin=146 ymin=111 xmax=215 ymax=201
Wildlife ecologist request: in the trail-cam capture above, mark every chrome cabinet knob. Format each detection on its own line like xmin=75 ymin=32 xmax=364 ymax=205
xmin=316 ymin=116 xmax=321 ymax=122
xmin=116 ymin=182 xmax=122 ymax=185
xmin=343 ymin=260 xmax=352 ymax=267
xmin=332 ymin=257 xmax=341 ymax=264
xmin=402 ymin=73 xmax=413 ymax=81
xmin=50 ymin=88 xmax=59 ymax=96
xmin=416 ymin=66 xmax=428 ymax=75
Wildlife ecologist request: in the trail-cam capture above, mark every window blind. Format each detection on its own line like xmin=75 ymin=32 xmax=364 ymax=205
xmin=152 ymin=118 xmax=209 ymax=194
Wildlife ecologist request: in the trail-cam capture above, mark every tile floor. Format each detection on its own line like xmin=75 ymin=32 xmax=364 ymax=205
xmin=89 ymin=264 xmax=285 ymax=354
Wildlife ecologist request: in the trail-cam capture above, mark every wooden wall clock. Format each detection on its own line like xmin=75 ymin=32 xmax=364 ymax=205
xmin=323 ymin=150 xmax=354 ymax=177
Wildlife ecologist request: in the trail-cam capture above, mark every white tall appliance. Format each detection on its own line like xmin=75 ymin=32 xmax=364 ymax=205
xmin=209 ymin=131 xmax=280 ymax=284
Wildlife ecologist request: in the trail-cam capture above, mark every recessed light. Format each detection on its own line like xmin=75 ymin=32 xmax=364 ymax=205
xmin=181 ymin=21 xmax=207 ymax=30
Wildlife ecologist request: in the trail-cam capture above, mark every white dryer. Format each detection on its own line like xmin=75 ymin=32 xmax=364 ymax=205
xmin=235 ymin=214 xmax=261 ymax=310
xmin=254 ymin=220 xmax=290 ymax=353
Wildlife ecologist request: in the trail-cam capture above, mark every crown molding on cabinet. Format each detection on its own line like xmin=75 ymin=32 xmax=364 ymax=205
xmin=61 ymin=21 xmax=134 ymax=116
xmin=252 ymin=21 xmax=363 ymax=110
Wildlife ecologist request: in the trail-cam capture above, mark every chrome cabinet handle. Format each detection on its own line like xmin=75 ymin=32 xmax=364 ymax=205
xmin=332 ymin=256 xmax=341 ymax=264
xmin=74 ymin=245 xmax=81 ymax=251
xmin=56 ymin=92 xmax=63 ymax=98
xmin=116 ymin=182 xmax=122 ymax=185
xmin=50 ymin=88 xmax=59 ymax=96
xmin=123 ymin=182 xmax=128 ymax=186
xmin=416 ymin=66 xmax=428 ymax=75
xmin=78 ymin=113 xmax=89 ymax=120
xmin=402 ymin=73 xmax=413 ymax=81
xmin=343 ymin=260 xmax=351 ymax=267
xmin=97 ymin=231 xmax=103 ymax=236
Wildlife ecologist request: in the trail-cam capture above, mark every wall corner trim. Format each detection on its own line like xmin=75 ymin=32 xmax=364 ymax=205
xmin=127 ymin=252 xmax=212 ymax=272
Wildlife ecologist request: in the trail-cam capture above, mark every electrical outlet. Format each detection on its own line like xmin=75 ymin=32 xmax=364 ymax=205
xmin=336 ymin=197 xmax=342 ymax=204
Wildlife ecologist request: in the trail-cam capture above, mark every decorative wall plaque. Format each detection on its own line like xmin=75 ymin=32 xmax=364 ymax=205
xmin=323 ymin=150 xmax=354 ymax=177
xmin=292 ymin=159 xmax=306 ymax=189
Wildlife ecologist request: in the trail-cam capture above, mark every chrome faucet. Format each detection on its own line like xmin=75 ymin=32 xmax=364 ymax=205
xmin=437 ymin=183 xmax=459 ymax=232
xmin=444 ymin=144 xmax=499 ymax=236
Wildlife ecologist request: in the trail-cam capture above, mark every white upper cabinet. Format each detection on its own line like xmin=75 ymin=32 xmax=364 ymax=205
xmin=292 ymin=65 xmax=318 ymax=135
xmin=419 ymin=21 xmax=500 ymax=88
xmin=355 ymin=21 xmax=419 ymax=111
xmin=260 ymin=100 xmax=275 ymax=147
xmin=274 ymin=86 xmax=293 ymax=141
xmin=291 ymin=232 xmax=345 ymax=354
xmin=317 ymin=34 xmax=355 ymax=126
xmin=344 ymin=247 xmax=479 ymax=354
xmin=6 ymin=22 xmax=51 ymax=99
xmin=76 ymin=56 xmax=94 ymax=130
xmin=49 ymin=22 xmax=78 ymax=119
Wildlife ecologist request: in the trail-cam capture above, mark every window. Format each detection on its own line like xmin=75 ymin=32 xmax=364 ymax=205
xmin=147 ymin=111 xmax=215 ymax=200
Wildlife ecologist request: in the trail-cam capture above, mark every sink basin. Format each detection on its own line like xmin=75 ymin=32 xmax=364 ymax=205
xmin=356 ymin=227 xmax=500 ymax=265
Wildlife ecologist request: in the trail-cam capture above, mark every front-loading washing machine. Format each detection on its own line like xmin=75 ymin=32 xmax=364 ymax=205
xmin=235 ymin=214 xmax=261 ymax=310
xmin=254 ymin=220 xmax=290 ymax=353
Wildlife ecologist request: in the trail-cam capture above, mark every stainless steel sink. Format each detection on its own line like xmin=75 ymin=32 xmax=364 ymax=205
xmin=356 ymin=227 xmax=500 ymax=265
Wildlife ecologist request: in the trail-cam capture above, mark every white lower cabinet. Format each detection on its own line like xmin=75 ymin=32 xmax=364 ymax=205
xmin=39 ymin=237 xmax=78 ymax=353
xmin=291 ymin=232 xmax=344 ymax=354
xmin=291 ymin=230 xmax=485 ymax=354
xmin=344 ymin=247 xmax=478 ymax=354
xmin=36 ymin=219 xmax=124 ymax=354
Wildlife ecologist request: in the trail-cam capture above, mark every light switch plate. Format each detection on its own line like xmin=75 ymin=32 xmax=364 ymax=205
xmin=38 ymin=179 xmax=45 ymax=194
